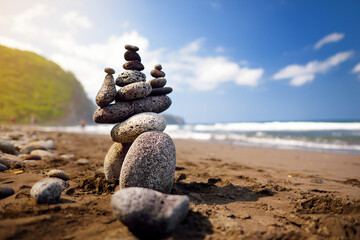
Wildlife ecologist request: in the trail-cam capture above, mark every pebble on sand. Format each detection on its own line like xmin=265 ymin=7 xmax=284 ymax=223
xmin=30 ymin=178 xmax=62 ymax=203
xmin=0 ymin=186 xmax=15 ymax=199
xmin=0 ymin=163 xmax=8 ymax=172
xmin=104 ymin=142 xmax=131 ymax=179
xmin=47 ymin=169 xmax=69 ymax=181
xmin=0 ymin=153 xmax=24 ymax=168
xmin=111 ymin=187 xmax=189 ymax=235
xmin=0 ymin=139 xmax=17 ymax=155
xmin=77 ymin=158 xmax=90 ymax=165
xmin=30 ymin=150 xmax=56 ymax=159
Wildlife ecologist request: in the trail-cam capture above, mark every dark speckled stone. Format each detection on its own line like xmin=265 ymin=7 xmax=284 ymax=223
xmin=119 ymin=131 xmax=176 ymax=193
xmin=95 ymin=74 xmax=117 ymax=107
xmin=93 ymin=95 xmax=172 ymax=124
xmin=148 ymin=77 xmax=166 ymax=88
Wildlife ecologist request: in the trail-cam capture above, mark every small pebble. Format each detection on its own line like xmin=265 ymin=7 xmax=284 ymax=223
xmin=96 ymin=74 xmax=117 ymax=107
xmin=0 ymin=139 xmax=17 ymax=155
xmin=154 ymin=64 xmax=162 ymax=70
xmin=150 ymin=69 xmax=165 ymax=78
xmin=148 ymin=77 xmax=166 ymax=88
xmin=0 ymin=186 xmax=14 ymax=199
xmin=125 ymin=44 xmax=139 ymax=51
xmin=149 ymin=87 xmax=173 ymax=96
xmin=30 ymin=178 xmax=62 ymax=203
xmin=23 ymin=154 xmax=41 ymax=160
xmin=0 ymin=153 xmax=24 ymax=168
xmin=47 ymin=169 xmax=69 ymax=181
xmin=123 ymin=61 xmax=144 ymax=71
xmin=60 ymin=154 xmax=75 ymax=161
xmin=30 ymin=150 xmax=56 ymax=159
xmin=77 ymin=158 xmax=89 ymax=165
xmin=116 ymin=70 xmax=146 ymax=87
xmin=0 ymin=163 xmax=8 ymax=171
xmin=104 ymin=67 xmax=115 ymax=74
xmin=124 ymin=51 xmax=141 ymax=61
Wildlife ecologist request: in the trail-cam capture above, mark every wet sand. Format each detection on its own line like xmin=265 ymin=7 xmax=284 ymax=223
xmin=1 ymin=130 xmax=360 ymax=239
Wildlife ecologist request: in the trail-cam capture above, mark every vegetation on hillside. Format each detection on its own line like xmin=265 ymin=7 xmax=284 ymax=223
xmin=0 ymin=45 xmax=95 ymax=124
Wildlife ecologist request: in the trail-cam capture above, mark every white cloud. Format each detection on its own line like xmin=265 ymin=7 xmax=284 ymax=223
xmin=0 ymin=36 xmax=42 ymax=54
xmin=314 ymin=32 xmax=345 ymax=50
xmin=352 ymin=63 xmax=360 ymax=73
xmin=61 ymin=11 xmax=92 ymax=29
xmin=273 ymin=51 xmax=354 ymax=86
xmin=215 ymin=46 xmax=225 ymax=53
xmin=1 ymin=4 xmax=264 ymax=99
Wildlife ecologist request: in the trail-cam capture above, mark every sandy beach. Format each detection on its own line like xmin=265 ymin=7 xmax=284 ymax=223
xmin=1 ymin=128 xmax=360 ymax=239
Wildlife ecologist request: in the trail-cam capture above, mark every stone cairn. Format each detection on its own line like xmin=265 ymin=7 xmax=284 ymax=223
xmin=93 ymin=44 xmax=189 ymax=235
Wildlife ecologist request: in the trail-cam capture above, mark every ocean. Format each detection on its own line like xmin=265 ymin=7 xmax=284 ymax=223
xmin=39 ymin=121 xmax=360 ymax=155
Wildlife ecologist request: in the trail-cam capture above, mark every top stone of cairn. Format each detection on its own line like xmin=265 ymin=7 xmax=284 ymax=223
xmin=125 ymin=44 xmax=139 ymax=52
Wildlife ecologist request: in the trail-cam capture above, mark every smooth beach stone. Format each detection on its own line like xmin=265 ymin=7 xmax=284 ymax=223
xmin=148 ymin=77 xmax=167 ymax=88
xmin=30 ymin=178 xmax=62 ymax=203
xmin=111 ymin=187 xmax=189 ymax=235
xmin=77 ymin=158 xmax=89 ymax=165
xmin=22 ymin=154 xmax=41 ymax=160
xmin=104 ymin=142 xmax=131 ymax=179
xmin=150 ymin=69 xmax=165 ymax=78
xmin=104 ymin=67 xmax=115 ymax=74
xmin=47 ymin=169 xmax=69 ymax=181
xmin=125 ymin=44 xmax=139 ymax=51
xmin=93 ymin=95 xmax=172 ymax=124
xmin=149 ymin=87 xmax=173 ymax=96
xmin=0 ymin=139 xmax=17 ymax=155
xmin=123 ymin=61 xmax=144 ymax=71
xmin=0 ymin=186 xmax=15 ymax=199
xmin=154 ymin=64 xmax=162 ymax=70
xmin=0 ymin=153 xmax=23 ymax=168
xmin=60 ymin=154 xmax=75 ymax=162
xmin=111 ymin=113 xmax=166 ymax=143
xmin=116 ymin=70 xmax=146 ymax=87
xmin=95 ymin=74 xmax=117 ymax=108
xmin=115 ymin=82 xmax=152 ymax=101
xmin=124 ymin=50 xmax=141 ymax=61
xmin=0 ymin=163 xmax=8 ymax=171
xmin=120 ymin=131 xmax=176 ymax=193
xmin=30 ymin=150 xmax=56 ymax=159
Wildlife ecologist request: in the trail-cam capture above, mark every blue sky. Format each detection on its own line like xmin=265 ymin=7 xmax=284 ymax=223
xmin=0 ymin=0 xmax=359 ymax=123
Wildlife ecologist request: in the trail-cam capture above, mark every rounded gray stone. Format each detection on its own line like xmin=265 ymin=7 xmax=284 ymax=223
xmin=111 ymin=113 xmax=166 ymax=143
xmin=104 ymin=142 xmax=131 ymax=179
xmin=115 ymin=70 xmax=146 ymax=87
xmin=30 ymin=178 xmax=62 ymax=203
xmin=0 ymin=139 xmax=16 ymax=155
xmin=49 ymin=178 xmax=69 ymax=191
xmin=124 ymin=44 xmax=139 ymax=51
xmin=115 ymin=82 xmax=152 ymax=101
xmin=154 ymin=64 xmax=162 ymax=70
xmin=111 ymin=187 xmax=189 ymax=235
xmin=0 ymin=186 xmax=14 ymax=199
xmin=96 ymin=74 xmax=117 ymax=107
xmin=148 ymin=77 xmax=166 ymax=88
xmin=0 ymin=163 xmax=8 ymax=171
xmin=93 ymin=95 xmax=172 ymax=124
xmin=47 ymin=169 xmax=69 ymax=181
xmin=104 ymin=67 xmax=115 ymax=74
xmin=149 ymin=87 xmax=173 ymax=96
xmin=120 ymin=131 xmax=176 ymax=193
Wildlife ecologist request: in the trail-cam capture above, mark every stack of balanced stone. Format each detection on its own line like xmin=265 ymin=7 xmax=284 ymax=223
xmin=93 ymin=44 xmax=189 ymax=235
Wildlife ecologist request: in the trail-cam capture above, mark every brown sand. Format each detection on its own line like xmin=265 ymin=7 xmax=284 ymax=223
xmin=1 ymin=131 xmax=360 ymax=239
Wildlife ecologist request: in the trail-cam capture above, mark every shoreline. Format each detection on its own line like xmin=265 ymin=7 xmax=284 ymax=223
xmin=1 ymin=129 xmax=360 ymax=239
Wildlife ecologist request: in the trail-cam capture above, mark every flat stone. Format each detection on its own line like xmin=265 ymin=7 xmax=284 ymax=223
xmin=124 ymin=44 xmax=139 ymax=51
xmin=149 ymin=87 xmax=173 ymax=96
xmin=111 ymin=113 xmax=166 ymax=143
xmin=0 ymin=163 xmax=8 ymax=171
xmin=21 ymin=154 xmax=41 ymax=160
xmin=77 ymin=158 xmax=89 ymax=165
xmin=104 ymin=143 xmax=131 ymax=180
xmin=30 ymin=150 xmax=56 ymax=159
xmin=47 ymin=169 xmax=69 ymax=181
xmin=115 ymin=82 xmax=152 ymax=101
xmin=30 ymin=178 xmax=62 ymax=203
xmin=124 ymin=51 xmax=141 ymax=61
xmin=60 ymin=154 xmax=75 ymax=162
xmin=104 ymin=67 xmax=115 ymax=74
xmin=96 ymin=74 xmax=117 ymax=107
xmin=154 ymin=64 xmax=162 ymax=70
xmin=120 ymin=131 xmax=176 ymax=193
xmin=149 ymin=77 xmax=167 ymax=88
xmin=0 ymin=139 xmax=17 ymax=155
xmin=93 ymin=95 xmax=172 ymax=124
xmin=0 ymin=153 xmax=24 ymax=168
xmin=150 ymin=69 xmax=165 ymax=78
xmin=0 ymin=186 xmax=15 ymax=199
xmin=116 ymin=70 xmax=146 ymax=87
xmin=123 ymin=61 xmax=144 ymax=71
xmin=111 ymin=187 xmax=189 ymax=235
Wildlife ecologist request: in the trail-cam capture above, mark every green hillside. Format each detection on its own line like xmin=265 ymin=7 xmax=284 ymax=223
xmin=0 ymin=44 xmax=95 ymax=125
